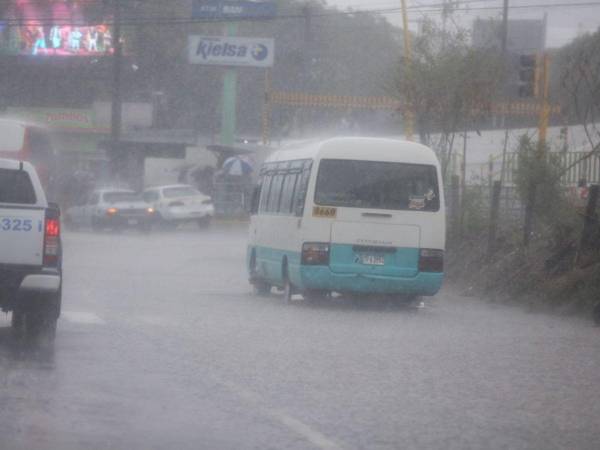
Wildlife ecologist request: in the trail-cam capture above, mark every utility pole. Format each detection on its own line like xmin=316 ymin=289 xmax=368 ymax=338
xmin=400 ymin=0 xmax=414 ymax=141
xmin=220 ymin=23 xmax=238 ymax=147
xmin=523 ymin=53 xmax=550 ymax=246
xmin=262 ymin=69 xmax=272 ymax=145
xmin=537 ymin=54 xmax=551 ymax=149
xmin=110 ymin=0 xmax=123 ymax=178
xmin=501 ymin=0 xmax=509 ymax=53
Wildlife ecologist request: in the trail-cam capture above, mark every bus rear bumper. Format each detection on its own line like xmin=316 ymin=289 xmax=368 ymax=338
xmin=297 ymin=266 xmax=444 ymax=296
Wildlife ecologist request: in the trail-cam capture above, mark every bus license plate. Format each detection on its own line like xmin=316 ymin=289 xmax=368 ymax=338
xmin=128 ymin=219 xmax=139 ymax=225
xmin=361 ymin=255 xmax=385 ymax=266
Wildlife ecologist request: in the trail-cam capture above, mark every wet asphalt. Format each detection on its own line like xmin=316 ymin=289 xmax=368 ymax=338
xmin=1 ymin=225 xmax=599 ymax=450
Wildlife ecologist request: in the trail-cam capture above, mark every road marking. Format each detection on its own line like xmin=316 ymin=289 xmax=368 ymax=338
xmin=61 ymin=311 xmax=105 ymax=325
xmin=220 ymin=380 xmax=342 ymax=450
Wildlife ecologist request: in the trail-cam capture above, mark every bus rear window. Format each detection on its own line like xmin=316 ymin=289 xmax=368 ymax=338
xmin=0 ymin=169 xmax=37 ymax=204
xmin=315 ymin=159 xmax=440 ymax=212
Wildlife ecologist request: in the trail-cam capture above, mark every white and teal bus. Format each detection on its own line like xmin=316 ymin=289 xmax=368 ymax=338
xmin=247 ymin=137 xmax=445 ymax=303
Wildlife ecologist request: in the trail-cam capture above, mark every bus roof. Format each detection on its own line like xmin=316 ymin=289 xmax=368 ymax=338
xmin=265 ymin=137 xmax=440 ymax=166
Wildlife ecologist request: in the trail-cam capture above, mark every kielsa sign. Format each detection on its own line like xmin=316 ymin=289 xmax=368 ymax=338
xmin=192 ymin=0 xmax=277 ymax=19
xmin=188 ymin=36 xmax=274 ymax=68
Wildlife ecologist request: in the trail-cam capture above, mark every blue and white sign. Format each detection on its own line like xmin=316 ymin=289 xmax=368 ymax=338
xmin=188 ymin=36 xmax=274 ymax=68
xmin=192 ymin=1 xmax=277 ymax=19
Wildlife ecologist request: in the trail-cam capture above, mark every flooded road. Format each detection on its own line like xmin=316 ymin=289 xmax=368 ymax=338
xmin=1 ymin=226 xmax=600 ymax=450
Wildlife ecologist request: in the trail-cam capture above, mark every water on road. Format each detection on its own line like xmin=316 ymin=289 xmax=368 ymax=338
xmin=1 ymin=226 xmax=599 ymax=450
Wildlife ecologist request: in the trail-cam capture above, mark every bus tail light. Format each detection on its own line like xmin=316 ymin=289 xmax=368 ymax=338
xmin=301 ymin=243 xmax=330 ymax=265
xmin=43 ymin=217 xmax=60 ymax=267
xmin=418 ymin=249 xmax=444 ymax=272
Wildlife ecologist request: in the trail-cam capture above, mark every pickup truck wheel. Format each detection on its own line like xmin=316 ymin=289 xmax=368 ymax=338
xmin=11 ymin=309 xmax=24 ymax=334
xmin=24 ymin=294 xmax=59 ymax=341
xmin=25 ymin=309 xmax=57 ymax=341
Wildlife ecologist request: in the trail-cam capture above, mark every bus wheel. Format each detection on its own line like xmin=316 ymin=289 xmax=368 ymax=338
xmin=249 ymin=251 xmax=270 ymax=296
xmin=283 ymin=276 xmax=293 ymax=304
xmin=304 ymin=290 xmax=329 ymax=304
xmin=253 ymin=280 xmax=271 ymax=296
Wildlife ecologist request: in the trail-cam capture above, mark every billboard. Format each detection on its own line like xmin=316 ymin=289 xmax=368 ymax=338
xmin=188 ymin=35 xmax=274 ymax=68
xmin=0 ymin=1 xmax=117 ymax=57
xmin=192 ymin=1 xmax=277 ymax=20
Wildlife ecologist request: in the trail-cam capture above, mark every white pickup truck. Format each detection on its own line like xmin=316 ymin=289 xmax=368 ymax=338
xmin=0 ymin=158 xmax=62 ymax=339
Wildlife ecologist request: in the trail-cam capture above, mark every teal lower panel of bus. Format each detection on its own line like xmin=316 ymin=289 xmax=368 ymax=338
xmin=299 ymin=266 xmax=443 ymax=296
xmin=249 ymin=244 xmax=444 ymax=296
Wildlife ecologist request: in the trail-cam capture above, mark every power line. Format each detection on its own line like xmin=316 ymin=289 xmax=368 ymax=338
xmin=0 ymin=1 xmax=598 ymax=26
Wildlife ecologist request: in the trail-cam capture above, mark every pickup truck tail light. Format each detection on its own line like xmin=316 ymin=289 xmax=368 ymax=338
xmin=44 ymin=217 xmax=60 ymax=267
xmin=418 ymin=249 xmax=444 ymax=273
xmin=301 ymin=242 xmax=330 ymax=265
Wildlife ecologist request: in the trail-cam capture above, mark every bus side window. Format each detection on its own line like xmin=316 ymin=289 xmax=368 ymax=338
xmin=259 ymin=173 xmax=273 ymax=213
xmin=279 ymin=172 xmax=298 ymax=215
xmin=267 ymin=174 xmax=285 ymax=213
xmin=294 ymin=162 xmax=312 ymax=217
xmin=250 ymin=180 xmax=262 ymax=215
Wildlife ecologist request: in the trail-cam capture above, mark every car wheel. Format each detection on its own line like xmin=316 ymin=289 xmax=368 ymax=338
xmin=139 ymin=222 xmax=153 ymax=233
xmin=593 ymin=302 xmax=600 ymax=326
xmin=197 ymin=216 xmax=211 ymax=229
xmin=11 ymin=308 xmax=24 ymax=335
xmin=91 ymin=217 xmax=103 ymax=232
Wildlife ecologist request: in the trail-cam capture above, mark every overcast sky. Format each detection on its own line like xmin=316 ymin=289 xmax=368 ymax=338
xmin=323 ymin=0 xmax=600 ymax=48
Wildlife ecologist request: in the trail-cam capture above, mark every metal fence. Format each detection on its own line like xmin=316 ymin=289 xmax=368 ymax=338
xmin=213 ymin=181 xmax=252 ymax=218
xmin=458 ymin=151 xmax=600 ymax=187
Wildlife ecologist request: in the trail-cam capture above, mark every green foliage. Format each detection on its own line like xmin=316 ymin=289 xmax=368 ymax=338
xmin=462 ymin=184 xmax=490 ymax=235
xmin=514 ymin=135 xmax=576 ymax=229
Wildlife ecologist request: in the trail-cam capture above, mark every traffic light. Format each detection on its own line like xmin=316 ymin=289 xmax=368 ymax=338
xmin=518 ymin=54 xmax=538 ymax=98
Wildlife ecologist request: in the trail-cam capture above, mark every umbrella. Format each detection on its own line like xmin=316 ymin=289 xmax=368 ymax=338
xmin=222 ymin=156 xmax=254 ymax=176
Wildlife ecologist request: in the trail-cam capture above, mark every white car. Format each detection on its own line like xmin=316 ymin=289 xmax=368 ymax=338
xmin=66 ymin=189 xmax=156 ymax=231
xmin=142 ymin=184 xmax=215 ymax=228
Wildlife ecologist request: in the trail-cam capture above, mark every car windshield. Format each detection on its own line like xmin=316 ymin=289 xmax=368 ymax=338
xmin=163 ymin=187 xmax=199 ymax=198
xmin=315 ymin=159 xmax=440 ymax=211
xmin=103 ymin=192 xmax=139 ymax=203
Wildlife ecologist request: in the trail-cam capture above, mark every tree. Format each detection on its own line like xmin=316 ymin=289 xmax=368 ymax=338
xmin=557 ymin=29 xmax=600 ymax=174
xmin=389 ymin=18 xmax=505 ymax=175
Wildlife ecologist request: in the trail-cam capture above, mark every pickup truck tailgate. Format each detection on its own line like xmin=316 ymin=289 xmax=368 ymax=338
xmin=0 ymin=207 xmax=45 ymax=266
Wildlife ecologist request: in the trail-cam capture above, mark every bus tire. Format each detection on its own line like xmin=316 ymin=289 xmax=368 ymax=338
xmin=282 ymin=260 xmax=293 ymax=304
xmin=249 ymin=251 xmax=270 ymax=296
xmin=253 ymin=280 xmax=271 ymax=296
xmin=283 ymin=277 xmax=293 ymax=304
xmin=304 ymin=290 xmax=330 ymax=304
